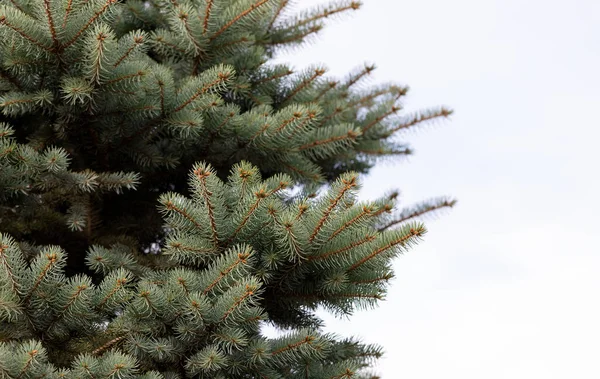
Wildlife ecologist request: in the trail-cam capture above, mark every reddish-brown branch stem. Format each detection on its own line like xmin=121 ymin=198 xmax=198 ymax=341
xmin=362 ymin=106 xmax=400 ymax=133
xmin=308 ymin=177 xmax=356 ymax=242
xmin=23 ymin=253 xmax=57 ymax=305
xmin=97 ymin=278 xmax=127 ymax=308
xmin=295 ymin=2 xmax=361 ymax=28
xmin=203 ymin=258 xmax=244 ymax=294
xmin=314 ymin=81 xmax=338 ymax=101
xmin=180 ymin=14 xmax=202 ymax=52
xmin=0 ymin=98 xmax=35 ymax=107
xmin=387 ymin=109 xmax=452 ymax=135
xmin=16 ymin=350 xmax=38 ymax=379
xmin=42 ymin=0 xmax=60 ymax=48
xmin=254 ymin=69 xmax=293 ymax=85
xmin=221 ymin=286 xmax=253 ymax=321
xmin=164 ymin=201 xmax=203 ymax=231
xmin=274 ymin=114 xmax=301 ymax=133
xmin=347 ymin=228 xmax=423 ymax=272
xmin=154 ymin=37 xmax=187 ymax=54
xmin=280 ymin=69 xmax=325 ymax=104
xmin=92 ymin=335 xmax=125 ymax=356
xmin=174 ymin=75 xmax=229 ymax=112
xmin=327 ymin=207 xmax=371 ymax=241
xmin=113 ymin=38 xmax=142 ymax=68
xmin=192 ymin=169 xmax=219 ymax=246
xmin=345 ymin=65 xmax=374 ymax=88
xmin=209 ymin=0 xmax=270 ymax=42
xmin=351 ymin=274 xmax=393 ymax=285
xmin=271 ymin=336 xmax=314 ymax=356
xmin=298 ymin=132 xmax=357 ymax=151
xmin=202 ymin=0 xmax=213 ymax=34
xmin=309 ymin=234 xmax=375 ymax=262
xmin=45 ymin=285 xmax=88 ymax=332
xmin=282 ymin=162 xmax=321 ymax=182
xmin=63 ymin=0 xmax=116 ymax=50
xmin=225 ymin=194 xmax=264 ymax=245
xmin=0 ymin=244 xmax=19 ymax=294
xmin=62 ymin=0 xmax=74 ymax=28
xmin=247 ymin=122 xmax=270 ymax=143
xmin=267 ymin=25 xmax=321 ymax=46
xmin=168 ymin=242 xmax=215 ymax=255
xmin=267 ymin=0 xmax=288 ymax=30
xmin=0 ymin=18 xmax=54 ymax=52
xmin=378 ymin=200 xmax=455 ymax=232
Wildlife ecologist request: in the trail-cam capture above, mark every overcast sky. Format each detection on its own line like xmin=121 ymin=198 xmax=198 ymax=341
xmin=275 ymin=0 xmax=600 ymax=377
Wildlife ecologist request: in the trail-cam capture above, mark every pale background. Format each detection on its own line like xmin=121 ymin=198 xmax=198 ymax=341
xmin=274 ymin=0 xmax=600 ymax=377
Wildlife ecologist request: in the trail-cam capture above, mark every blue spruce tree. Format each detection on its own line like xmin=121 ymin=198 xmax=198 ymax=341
xmin=0 ymin=0 xmax=454 ymax=377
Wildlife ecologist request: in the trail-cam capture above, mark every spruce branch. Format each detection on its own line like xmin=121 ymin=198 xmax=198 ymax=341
xmin=41 ymin=0 xmax=59 ymax=49
xmin=0 ymin=236 xmax=24 ymax=297
xmin=347 ymin=85 xmax=408 ymax=109
xmin=174 ymin=65 xmax=233 ymax=112
xmin=62 ymin=0 xmax=74 ymax=28
xmin=361 ymin=105 xmax=401 ymax=133
xmin=347 ymin=223 xmax=425 ymax=272
xmin=330 ymin=368 xmax=355 ymax=379
xmin=44 ymin=276 xmax=92 ymax=334
xmin=202 ymin=247 xmax=252 ymax=295
xmin=286 ymin=109 xmax=318 ymax=140
xmin=225 ymin=182 xmax=285 ymax=245
xmin=309 ymin=233 xmax=376 ymax=262
xmin=166 ymin=239 xmax=216 ymax=258
xmin=91 ymin=335 xmax=126 ymax=355
xmin=271 ymin=335 xmax=315 ymax=356
xmin=281 ymin=67 xmax=326 ymax=104
xmin=0 ymin=6 xmax=54 ymax=52
xmin=16 ymin=347 xmax=39 ymax=379
xmin=351 ymin=272 xmax=394 ymax=285
xmin=62 ymin=0 xmax=118 ymax=50
xmin=173 ymin=4 xmax=204 ymax=53
xmin=0 ymin=1 xmax=452 ymax=374
xmin=151 ymin=31 xmax=188 ymax=55
xmin=315 ymin=80 xmax=339 ymax=101
xmin=202 ymin=0 xmax=214 ymax=34
xmin=266 ymin=24 xmax=322 ymax=46
xmin=95 ymin=268 xmax=132 ymax=311
xmin=344 ymin=64 xmax=376 ymax=89
xmin=247 ymin=120 xmax=272 ymax=144
xmin=209 ymin=0 xmax=271 ymax=42
xmin=192 ymin=165 xmax=220 ymax=247
xmin=386 ymin=107 xmax=453 ymax=136
xmin=294 ymin=1 xmax=362 ymax=28
xmin=161 ymin=196 xmax=205 ymax=232
xmin=85 ymin=24 xmax=115 ymax=84
xmin=267 ymin=0 xmax=289 ymax=30
xmin=113 ymin=32 xmax=146 ymax=68
xmin=281 ymin=160 xmax=323 ymax=182
xmin=308 ymin=173 xmax=358 ymax=243
xmin=103 ymin=70 xmax=146 ymax=86
xmin=356 ymin=145 xmax=411 ymax=157
xmin=378 ymin=197 xmax=457 ymax=232
xmin=298 ymin=127 xmax=361 ymax=155
xmin=220 ymin=283 xmax=258 ymax=322
xmin=328 ymin=204 xmax=375 ymax=241
xmin=22 ymin=248 xmax=63 ymax=306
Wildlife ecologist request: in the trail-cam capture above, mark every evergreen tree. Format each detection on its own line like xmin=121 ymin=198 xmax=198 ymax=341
xmin=0 ymin=0 xmax=454 ymax=377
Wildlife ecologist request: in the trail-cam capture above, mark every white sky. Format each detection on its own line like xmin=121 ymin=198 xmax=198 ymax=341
xmin=275 ymin=0 xmax=600 ymax=377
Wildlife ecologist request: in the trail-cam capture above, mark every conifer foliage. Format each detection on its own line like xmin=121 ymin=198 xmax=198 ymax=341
xmin=0 ymin=0 xmax=454 ymax=377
